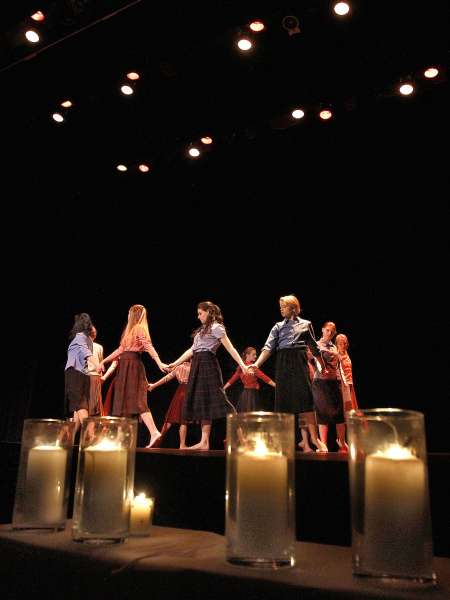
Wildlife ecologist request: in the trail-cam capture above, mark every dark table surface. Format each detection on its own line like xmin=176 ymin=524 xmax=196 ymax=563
xmin=0 ymin=522 xmax=448 ymax=600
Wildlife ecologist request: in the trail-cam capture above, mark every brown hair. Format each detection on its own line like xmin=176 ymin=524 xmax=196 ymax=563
xmin=242 ymin=346 xmax=256 ymax=360
xmin=192 ymin=301 xmax=224 ymax=337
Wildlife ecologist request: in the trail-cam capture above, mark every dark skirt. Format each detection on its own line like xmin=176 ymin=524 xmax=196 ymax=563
xmin=237 ymin=388 xmax=259 ymax=412
xmin=182 ymin=351 xmax=228 ymax=421
xmin=65 ymin=367 xmax=90 ymax=414
xmin=312 ymin=378 xmax=345 ymax=425
xmin=110 ymin=352 xmax=149 ymax=416
xmin=164 ymin=383 xmax=187 ymax=424
xmin=88 ymin=375 xmax=104 ymax=416
xmin=275 ymin=348 xmax=314 ymax=414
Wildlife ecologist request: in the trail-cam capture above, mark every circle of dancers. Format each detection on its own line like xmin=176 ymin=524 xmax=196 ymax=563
xmin=64 ymin=296 xmax=358 ymax=452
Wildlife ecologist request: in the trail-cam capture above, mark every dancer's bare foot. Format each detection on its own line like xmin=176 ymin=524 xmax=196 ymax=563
xmin=298 ymin=440 xmax=313 ymax=454
xmin=336 ymin=439 xmax=349 ymax=453
xmin=179 ymin=443 xmax=188 ymax=450
xmin=186 ymin=441 xmax=209 ymax=451
xmin=313 ymin=438 xmax=328 ymax=453
xmin=145 ymin=431 xmax=162 ymax=448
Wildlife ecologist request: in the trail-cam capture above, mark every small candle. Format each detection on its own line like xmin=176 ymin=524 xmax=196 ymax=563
xmin=23 ymin=444 xmax=68 ymax=525
xmin=77 ymin=438 xmax=128 ymax=535
xmin=234 ymin=436 xmax=288 ymax=558
xmin=363 ymin=444 xmax=429 ymax=574
xmin=130 ymin=493 xmax=154 ymax=536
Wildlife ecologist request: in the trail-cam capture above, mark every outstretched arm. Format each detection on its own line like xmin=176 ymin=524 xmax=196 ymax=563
xmin=223 ymin=366 xmax=241 ymax=391
xmin=168 ymin=348 xmax=194 ymax=369
xmin=148 ymin=369 xmax=176 ymax=391
xmin=252 ymin=349 xmax=272 ymax=370
xmin=101 ymin=360 xmax=118 ymax=382
xmin=221 ymin=335 xmax=247 ymax=372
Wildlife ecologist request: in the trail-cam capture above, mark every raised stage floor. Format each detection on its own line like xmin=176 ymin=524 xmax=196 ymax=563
xmin=1 ymin=442 xmax=449 ymax=557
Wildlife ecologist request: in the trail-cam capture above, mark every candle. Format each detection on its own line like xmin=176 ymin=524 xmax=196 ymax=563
xmin=76 ymin=438 xmax=128 ymax=535
xmin=23 ymin=444 xmax=68 ymax=525
xmin=234 ymin=436 xmax=289 ymax=558
xmin=363 ymin=444 xmax=429 ymax=574
xmin=130 ymin=493 xmax=154 ymax=536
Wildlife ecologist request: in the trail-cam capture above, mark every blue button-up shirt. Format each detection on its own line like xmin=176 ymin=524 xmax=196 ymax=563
xmin=65 ymin=333 xmax=93 ymax=374
xmin=262 ymin=317 xmax=320 ymax=356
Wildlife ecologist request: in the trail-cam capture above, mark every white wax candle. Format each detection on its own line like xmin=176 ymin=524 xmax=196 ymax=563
xmin=77 ymin=439 xmax=128 ymax=534
xmin=24 ymin=445 xmax=68 ymax=525
xmin=130 ymin=494 xmax=154 ymax=535
xmin=363 ymin=445 xmax=428 ymax=573
xmin=235 ymin=438 xmax=289 ymax=557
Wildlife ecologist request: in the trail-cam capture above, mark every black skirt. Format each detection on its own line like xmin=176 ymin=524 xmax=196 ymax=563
xmin=64 ymin=367 xmax=90 ymax=414
xmin=237 ymin=388 xmax=259 ymax=412
xmin=275 ymin=348 xmax=314 ymax=414
xmin=312 ymin=378 xmax=345 ymax=425
xmin=182 ymin=351 xmax=228 ymax=421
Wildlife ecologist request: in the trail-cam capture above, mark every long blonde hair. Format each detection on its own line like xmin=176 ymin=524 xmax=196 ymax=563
xmin=120 ymin=304 xmax=150 ymax=347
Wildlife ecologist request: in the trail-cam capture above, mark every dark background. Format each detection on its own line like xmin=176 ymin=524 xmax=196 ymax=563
xmin=1 ymin=1 xmax=448 ymax=450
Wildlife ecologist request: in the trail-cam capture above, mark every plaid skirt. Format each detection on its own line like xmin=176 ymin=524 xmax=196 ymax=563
xmin=182 ymin=351 xmax=228 ymax=421
xmin=110 ymin=352 xmax=149 ymax=416
xmin=237 ymin=388 xmax=259 ymax=412
xmin=64 ymin=367 xmax=90 ymax=414
xmin=312 ymin=378 xmax=345 ymax=425
xmin=275 ymin=348 xmax=314 ymax=414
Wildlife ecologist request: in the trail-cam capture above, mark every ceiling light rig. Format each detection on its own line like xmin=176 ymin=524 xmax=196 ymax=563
xmin=333 ymin=3 xmax=351 ymax=17
xmin=281 ymin=15 xmax=301 ymax=37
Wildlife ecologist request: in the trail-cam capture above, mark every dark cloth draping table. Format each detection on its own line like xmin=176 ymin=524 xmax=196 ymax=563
xmin=0 ymin=522 xmax=448 ymax=600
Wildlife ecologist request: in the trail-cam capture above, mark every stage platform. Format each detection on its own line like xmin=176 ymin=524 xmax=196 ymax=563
xmin=1 ymin=442 xmax=449 ymax=557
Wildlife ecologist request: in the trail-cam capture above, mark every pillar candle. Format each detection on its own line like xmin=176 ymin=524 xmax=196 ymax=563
xmin=78 ymin=439 xmax=128 ymax=534
xmin=363 ymin=444 xmax=429 ymax=574
xmin=24 ymin=445 xmax=68 ymax=525
xmin=130 ymin=494 xmax=154 ymax=535
xmin=235 ymin=437 xmax=288 ymax=557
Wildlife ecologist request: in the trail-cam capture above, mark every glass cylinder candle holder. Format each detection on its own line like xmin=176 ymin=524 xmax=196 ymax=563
xmin=130 ymin=493 xmax=154 ymax=536
xmin=12 ymin=418 xmax=76 ymax=531
xmin=226 ymin=412 xmax=296 ymax=568
xmin=346 ymin=409 xmax=436 ymax=585
xmin=72 ymin=416 xmax=137 ymax=544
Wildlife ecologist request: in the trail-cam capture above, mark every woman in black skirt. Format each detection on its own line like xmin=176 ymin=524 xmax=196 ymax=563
xmin=64 ymin=313 xmax=94 ymax=434
xmin=167 ymin=301 xmax=247 ymax=450
xmin=250 ymin=295 xmax=328 ymax=453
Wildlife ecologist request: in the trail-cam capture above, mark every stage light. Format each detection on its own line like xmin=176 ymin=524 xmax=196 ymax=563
xmin=424 ymin=67 xmax=439 ymax=79
xmin=281 ymin=15 xmax=301 ymax=36
xmin=61 ymin=100 xmax=73 ymax=108
xmin=249 ymin=21 xmax=265 ymax=32
xmin=116 ymin=164 xmax=127 ymax=172
xmin=237 ymin=38 xmax=252 ymax=51
xmin=399 ymin=83 xmax=414 ymax=95
xmin=120 ymin=84 xmax=134 ymax=95
xmin=52 ymin=112 xmax=64 ymax=123
xmin=200 ymin=136 xmax=213 ymax=145
xmin=319 ymin=109 xmax=333 ymax=120
xmin=31 ymin=11 xmax=45 ymax=22
xmin=291 ymin=109 xmax=305 ymax=119
xmin=333 ymin=2 xmax=351 ymax=16
xmin=127 ymin=72 xmax=140 ymax=80
xmin=25 ymin=30 xmax=40 ymax=43
xmin=138 ymin=164 xmax=150 ymax=173
xmin=188 ymin=147 xmax=200 ymax=158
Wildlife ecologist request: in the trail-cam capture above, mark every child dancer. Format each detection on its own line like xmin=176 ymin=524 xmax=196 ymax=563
xmin=223 ymin=346 xmax=275 ymax=411
xmin=147 ymin=359 xmax=191 ymax=449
